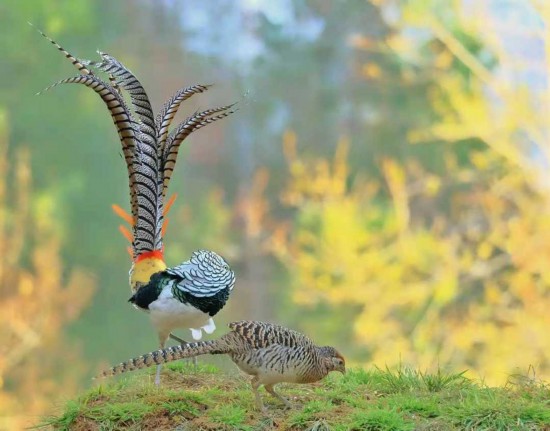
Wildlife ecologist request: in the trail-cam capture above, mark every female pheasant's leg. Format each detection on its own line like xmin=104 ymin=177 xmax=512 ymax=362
xmin=251 ymin=376 xmax=266 ymax=413
xmin=265 ymin=384 xmax=292 ymax=409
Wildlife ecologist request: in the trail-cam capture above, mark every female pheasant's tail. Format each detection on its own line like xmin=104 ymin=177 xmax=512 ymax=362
xmin=96 ymin=339 xmax=232 ymax=379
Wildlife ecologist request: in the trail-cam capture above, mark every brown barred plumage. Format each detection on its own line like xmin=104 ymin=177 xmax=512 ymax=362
xmin=97 ymin=321 xmax=345 ymax=412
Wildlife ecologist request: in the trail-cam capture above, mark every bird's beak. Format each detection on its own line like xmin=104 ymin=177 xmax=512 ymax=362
xmin=340 ymin=367 xmax=346 ymax=375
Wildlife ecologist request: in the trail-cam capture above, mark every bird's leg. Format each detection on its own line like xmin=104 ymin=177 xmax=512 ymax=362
xmin=265 ymin=384 xmax=292 ymax=409
xmin=169 ymin=332 xmax=198 ymax=371
xmin=251 ymin=376 xmax=267 ymax=414
xmin=169 ymin=333 xmax=189 ymax=344
xmin=154 ymin=362 xmax=162 ymax=385
xmin=155 ymin=335 xmax=168 ymax=386
xmin=190 ymin=328 xmax=206 ymax=372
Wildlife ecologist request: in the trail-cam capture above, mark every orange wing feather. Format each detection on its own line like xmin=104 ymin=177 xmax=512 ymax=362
xmin=112 ymin=204 xmax=134 ymax=226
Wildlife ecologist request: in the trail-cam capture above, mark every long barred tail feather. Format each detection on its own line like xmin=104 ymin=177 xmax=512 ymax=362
xmin=161 ymin=104 xmax=237 ymax=197
xmin=37 ymin=32 xmax=141 ymax=226
xmin=87 ymin=52 xmax=163 ymax=255
xmin=37 ymin=74 xmax=140 ymax=221
xmin=30 ymin=22 xmax=94 ymax=76
xmin=92 ymin=52 xmax=156 ymax=136
xmin=95 ymin=339 xmax=230 ymax=379
xmin=155 ymin=84 xmax=211 ymax=156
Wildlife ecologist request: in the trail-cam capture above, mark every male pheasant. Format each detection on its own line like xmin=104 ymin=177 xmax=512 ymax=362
xmin=37 ymin=26 xmax=236 ymax=383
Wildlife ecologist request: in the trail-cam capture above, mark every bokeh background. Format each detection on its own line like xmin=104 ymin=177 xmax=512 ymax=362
xmin=1 ymin=0 xmax=550 ymax=427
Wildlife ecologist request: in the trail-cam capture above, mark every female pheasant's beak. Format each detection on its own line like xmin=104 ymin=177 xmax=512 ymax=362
xmin=337 ymin=362 xmax=346 ymax=374
xmin=332 ymin=356 xmax=346 ymax=374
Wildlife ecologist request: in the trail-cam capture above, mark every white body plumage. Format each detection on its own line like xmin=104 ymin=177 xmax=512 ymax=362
xmin=148 ymin=288 xmax=216 ymax=341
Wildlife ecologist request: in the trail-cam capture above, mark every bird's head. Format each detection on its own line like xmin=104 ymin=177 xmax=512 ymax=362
xmin=319 ymin=346 xmax=346 ymax=374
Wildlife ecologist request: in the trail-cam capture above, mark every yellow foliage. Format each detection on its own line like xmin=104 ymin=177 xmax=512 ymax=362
xmin=273 ymin=130 xmax=550 ymax=385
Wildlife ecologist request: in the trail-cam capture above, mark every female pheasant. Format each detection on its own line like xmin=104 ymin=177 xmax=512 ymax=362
xmin=98 ymin=321 xmax=346 ymax=412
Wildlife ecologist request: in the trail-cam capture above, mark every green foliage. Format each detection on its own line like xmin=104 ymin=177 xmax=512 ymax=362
xmin=40 ymin=366 xmax=550 ymax=431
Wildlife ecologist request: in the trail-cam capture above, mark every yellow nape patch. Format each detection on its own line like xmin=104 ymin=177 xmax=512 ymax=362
xmin=131 ymin=257 xmax=167 ymax=288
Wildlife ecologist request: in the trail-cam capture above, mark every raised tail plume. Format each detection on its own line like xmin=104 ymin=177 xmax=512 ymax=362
xmin=39 ymin=30 xmax=236 ymax=289
xmin=96 ymin=338 xmax=232 ymax=378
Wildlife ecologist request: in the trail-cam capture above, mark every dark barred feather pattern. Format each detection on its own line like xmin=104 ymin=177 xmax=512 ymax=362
xmin=31 ymin=23 xmax=94 ymax=76
xmin=162 ymin=104 xmax=236 ymax=195
xmin=155 ymin=84 xmax=211 ymax=160
xmin=166 ymin=250 xmax=236 ymax=298
xmin=88 ymin=53 xmax=162 ymax=252
xmin=228 ymin=321 xmax=313 ymax=349
xmin=36 ymin=30 xmax=140 ymax=225
xmin=38 ymin=75 xmax=139 ymax=217
xmin=91 ymin=53 xmax=156 ymax=132
xmin=98 ymin=339 xmax=228 ymax=378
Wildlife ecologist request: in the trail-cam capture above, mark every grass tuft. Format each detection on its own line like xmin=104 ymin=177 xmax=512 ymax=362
xmin=38 ymin=365 xmax=550 ymax=430
xmin=445 ymin=387 xmax=550 ymax=430
xmin=347 ymin=409 xmax=415 ymax=431
xmin=209 ymin=404 xmax=249 ymax=428
xmin=374 ymin=365 xmax=470 ymax=394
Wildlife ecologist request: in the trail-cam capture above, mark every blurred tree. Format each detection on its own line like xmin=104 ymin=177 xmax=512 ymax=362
xmin=0 ymin=110 xmax=95 ymax=429
xmin=270 ymin=132 xmax=550 ymax=383
xmin=265 ymin=0 xmax=550 ymax=384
